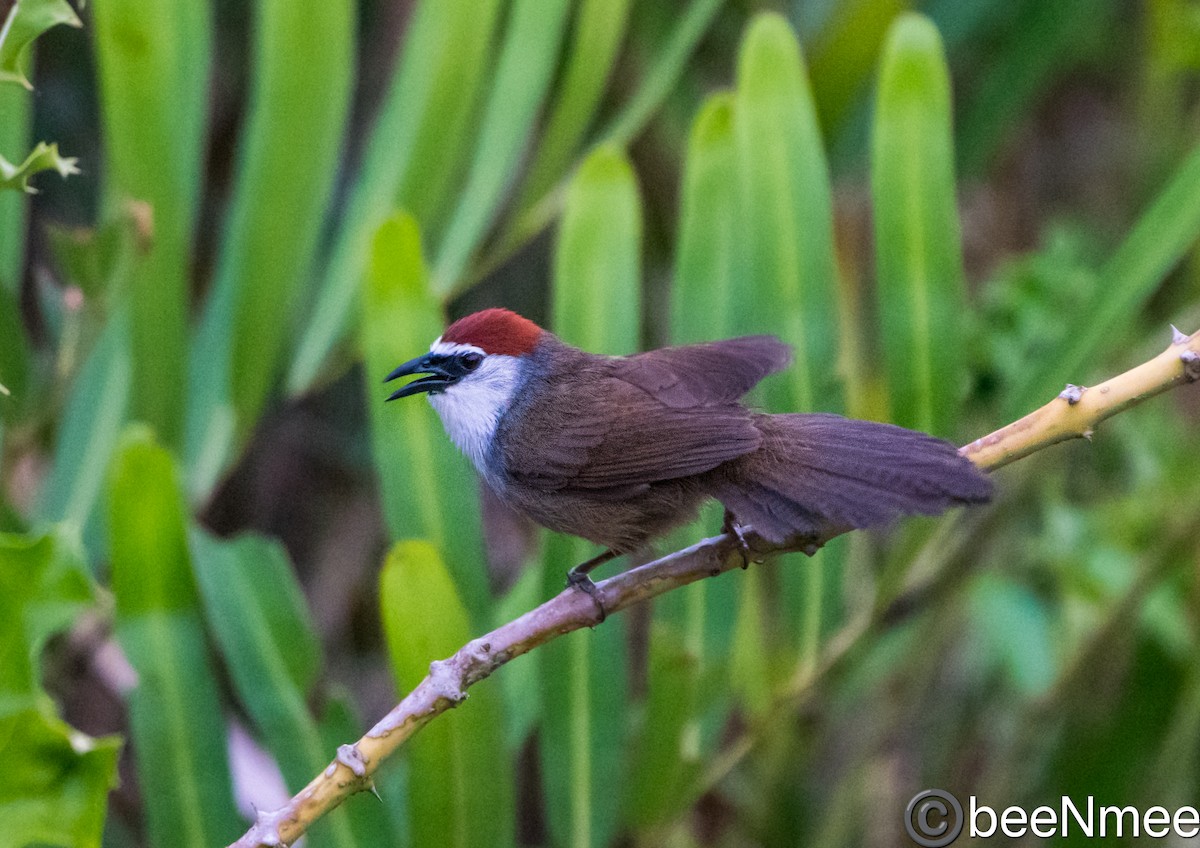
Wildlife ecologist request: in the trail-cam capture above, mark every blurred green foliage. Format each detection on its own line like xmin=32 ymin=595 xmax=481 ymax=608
xmin=1 ymin=1 xmax=1199 ymax=846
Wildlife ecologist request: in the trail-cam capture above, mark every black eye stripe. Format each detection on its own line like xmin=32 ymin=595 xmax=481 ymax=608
xmin=460 ymin=352 xmax=483 ymax=371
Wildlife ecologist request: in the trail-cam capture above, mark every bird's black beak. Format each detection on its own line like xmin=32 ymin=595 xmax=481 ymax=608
xmin=384 ymin=354 xmax=455 ymax=400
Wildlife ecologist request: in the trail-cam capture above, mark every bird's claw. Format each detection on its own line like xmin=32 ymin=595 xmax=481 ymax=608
xmin=566 ymin=569 xmax=607 ymax=622
xmin=722 ymin=512 xmax=753 ymax=569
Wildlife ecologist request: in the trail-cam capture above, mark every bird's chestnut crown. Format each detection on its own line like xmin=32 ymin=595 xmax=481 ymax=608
xmin=383 ymin=308 xmax=542 ymax=400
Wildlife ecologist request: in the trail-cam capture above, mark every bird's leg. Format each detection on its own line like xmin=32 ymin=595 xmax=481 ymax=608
xmin=722 ymin=509 xmax=752 ymax=569
xmin=566 ymin=549 xmax=618 ymax=622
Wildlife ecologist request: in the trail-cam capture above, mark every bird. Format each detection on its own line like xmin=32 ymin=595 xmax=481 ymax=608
xmin=385 ymin=307 xmax=992 ymax=605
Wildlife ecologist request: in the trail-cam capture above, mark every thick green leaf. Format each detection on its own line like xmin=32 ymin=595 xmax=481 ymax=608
xmin=540 ymin=144 xmax=641 ymax=848
xmin=538 ymin=536 xmax=630 ymax=848
xmin=92 ymin=0 xmax=211 ymax=447
xmin=624 ymin=622 xmax=702 ymax=828
xmin=733 ymin=12 xmax=840 ymax=415
xmin=513 ymin=0 xmax=634 ymax=214
xmin=552 ymin=145 xmax=642 ymax=345
xmin=0 ymin=140 xmax=78 ymax=193
xmin=193 ymin=530 xmax=396 ymax=848
xmin=673 ymin=93 xmax=738 ymax=343
xmin=107 ymin=428 xmax=238 ymax=847
xmin=394 ymin=0 xmax=504 ymax=241
xmin=361 ymin=214 xmax=487 ymax=621
xmin=1010 ymin=142 xmax=1200 ymax=416
xmin=871 ymin=13 xmax=966 ymax=436
xmin=733 ymin=12 xmax=841 ymax=664
xmin=380 ymin=541 xmax=513 ymax=848
xmin=286 ymin=0 xmax=503 ymax=395
xmin=653 ymin=93 xmax=746 ymax=818
xmin=0 ymin=0 xmax=81 ymax=89
xmin=0 ymin=531 xmax=120 ymax=848
xmin=431 ymin=0 xmax=573 ymax=295
xmin=35 ymin=311 xmax=132 ymax=546
xmin=186 ymin=0 xmax=354 ymax=482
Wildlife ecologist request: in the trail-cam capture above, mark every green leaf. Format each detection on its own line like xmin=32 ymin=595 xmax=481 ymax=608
xmin=538 ymin=537 xmax=630 ymax=848
xmin=286 ymin=0 xmax=504 ymax=395
xmin=107 ymin=427 xmax=238 ymax=847
xmin=0 ymin=0 xmax=82 ymax=89
xmin=393 ymin=0 xmax=505 ymax=241
xmin=552 ymin=145 xmax=642 ymax=348
xmin=733 ymin=12 xmax=841 ymax=665
xmin=1010 ymin=142 xmax=1200 ymax=416
xmin=92 ymin=0 xmax=211 ymax=447
xmin=871 ymin=13 xmax=966 ymax=436
xmin=513 ymin=0 xmax=634 ymax=214
xmin=490 ymin=0 xmax=723 ymax=276
xmin=380 ymin=541 xmax=514 ymax=848
xmin=186 ymin=0 xmax=355 ymax=491
xmin=35 ymin=311 xmax=132 ymax=547
xmin=0 ymin=531 xmax=120 ymax=848
xmin=193 ymin=530 xmax=396 ymax=848
xmin=672 ymin=92 xmax=738 ymax=344
xmin=624 ymin=622 xmax=703 ymax=828
xmin=599 ymin=0 xmax=723 ymax=148
xmin=431 ymin=0 xmax=573 ymax=295
xmin=540 ymin=145 xmax=641 ymax=848
xmin=0 ymin=78 xmax=30 ymax=289
xmin=733 ymin=12 xmax=840 ymax=415
xmin=361 ymin=214 xmax=487 ymax=622
xmin=0 ymin=140 xmax=78 ymax=193
xmin=660 ymin=94 xmax=743 ymax=813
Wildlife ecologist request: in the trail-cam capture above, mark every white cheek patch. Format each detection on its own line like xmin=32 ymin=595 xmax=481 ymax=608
xmin=426 ymin=353 xmax=521 ymax=475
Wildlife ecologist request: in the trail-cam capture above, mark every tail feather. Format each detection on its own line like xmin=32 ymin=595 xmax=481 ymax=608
xmin=707 ymin=413 xmax=992 ymax=543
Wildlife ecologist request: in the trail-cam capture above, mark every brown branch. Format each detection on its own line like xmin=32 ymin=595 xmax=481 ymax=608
xmin=230 ymin=326 xmax=1199 ymax=848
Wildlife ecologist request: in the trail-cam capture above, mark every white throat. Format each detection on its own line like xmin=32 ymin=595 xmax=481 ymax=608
xmin=425 ymin=340 xmax=522 ymax=474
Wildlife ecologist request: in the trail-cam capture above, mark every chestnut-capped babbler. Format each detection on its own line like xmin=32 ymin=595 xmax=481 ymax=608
xmin=385 ymin=308 xmax=991 ymax=604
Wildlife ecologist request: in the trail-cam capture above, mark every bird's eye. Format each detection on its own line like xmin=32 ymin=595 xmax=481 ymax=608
xmin=460 ymin=352 xmax=483 ymax=372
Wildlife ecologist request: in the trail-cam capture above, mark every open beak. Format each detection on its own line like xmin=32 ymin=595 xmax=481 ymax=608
xmin=384 ymin=354 xmax=454 ymax=400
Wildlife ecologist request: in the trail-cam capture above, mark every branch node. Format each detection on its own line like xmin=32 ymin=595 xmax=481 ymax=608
xmin=1171 ymin=324 xmax=1189 ymax=346
xmin=250 ymin=808 xmax=289 ymax=847
xmin=1181 ymin=350 xmax=1200 ymax=383
xmin=1059 ymin=384 xmax=1086 ymax=405
xmin=335 ymin=743 xmax=368 ymax=778
xmin=428 ymin=658 xmax=467 ymax=705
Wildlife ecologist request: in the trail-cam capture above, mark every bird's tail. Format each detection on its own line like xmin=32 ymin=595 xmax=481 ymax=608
xmin=707 ymin=413 xmax=992 ymax=543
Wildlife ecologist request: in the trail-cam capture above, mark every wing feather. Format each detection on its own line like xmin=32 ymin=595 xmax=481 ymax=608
xmin=499 ymin=356 xmax=763 ymax=492
xmin=613 ymin=336 xmax=792 ymax=407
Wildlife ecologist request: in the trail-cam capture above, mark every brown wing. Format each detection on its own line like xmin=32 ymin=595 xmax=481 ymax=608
xmin=613 ymin=336 xmax=792 ymax=408
xmin=499 ymin=352 xmax=765 ymax=494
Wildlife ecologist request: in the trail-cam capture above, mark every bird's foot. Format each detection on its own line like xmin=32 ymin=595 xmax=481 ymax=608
xmin=722 ymin=510 xmax=753 ymax=569
xmin=566 ymin=568 xmax=607 ymax=623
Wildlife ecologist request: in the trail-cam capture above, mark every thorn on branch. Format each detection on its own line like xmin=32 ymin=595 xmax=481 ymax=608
xmin=1059 ymin=384 xmax=1086 ymax=405
xmin=1171 ymin=324 xmax=1189 ymax=346
xmin=251 ymin=808 xmax=288 ymax=847
xmin=1181 ymin=350 xmax=1200 ymax=383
